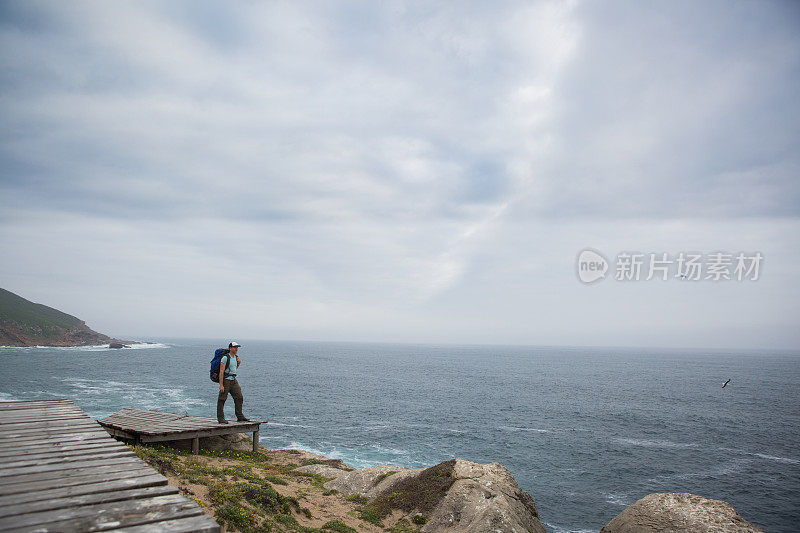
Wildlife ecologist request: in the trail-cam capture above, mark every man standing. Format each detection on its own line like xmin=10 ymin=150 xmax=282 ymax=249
xmin=217 ymin=341 xmax=250 ymax=423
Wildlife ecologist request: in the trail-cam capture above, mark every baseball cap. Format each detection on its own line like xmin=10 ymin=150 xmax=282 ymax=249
xmin=229 ymin=341 xmax=241 ymax=347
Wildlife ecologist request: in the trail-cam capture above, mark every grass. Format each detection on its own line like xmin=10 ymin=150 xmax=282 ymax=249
xmin=321 ymin=520 xmax=357 ymax=532
xmin=375 ymin=470 xmax=399 ymax=483
xmin=357 ymin=507 xmax=383 ymax=527
xmin=217 ymin=502 xmax=258 ymax=532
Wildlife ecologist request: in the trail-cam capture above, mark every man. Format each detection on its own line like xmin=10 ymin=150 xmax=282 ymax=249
xmin=217 ymin=341 xmax=250 ymax=423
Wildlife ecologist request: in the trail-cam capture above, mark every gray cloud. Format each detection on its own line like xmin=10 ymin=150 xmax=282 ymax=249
xmin=0 ymin=1 xmax=798 ymax=348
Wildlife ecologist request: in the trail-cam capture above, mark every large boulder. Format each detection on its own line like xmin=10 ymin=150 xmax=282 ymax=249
xmin=600 ymin=493 xmax=765 ymax=533
xmin=322 ymin=458 xmax=546 ymax=533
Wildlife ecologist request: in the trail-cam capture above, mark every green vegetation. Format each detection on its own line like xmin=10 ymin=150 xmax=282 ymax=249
xmin=388 ymin=518 xmax=421 ymax=533
xmin=360 ymin=459 xmax=456 ymax=521
xmin=357 ymin=507 xmax=383 ymax=527
xmin=131 ymin=444 xmax=337 ymax=533
xmin=411 ymin=514 xmax=427 ymax=525
xmin=321 ymin=520 xmax=356 ymax=532
xmin=217 ymin=503 xmax=258 ymax=532
xmin=375 ymin=470 xmax=398 ymax=483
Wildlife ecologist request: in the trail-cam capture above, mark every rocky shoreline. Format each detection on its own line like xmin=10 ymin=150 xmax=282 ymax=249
xmin=140 ymin=433 xmax=765 ymax=533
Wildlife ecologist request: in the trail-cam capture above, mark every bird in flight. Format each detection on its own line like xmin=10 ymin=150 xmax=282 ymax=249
xmin=722 ymin=379 xmax=731 ymax=389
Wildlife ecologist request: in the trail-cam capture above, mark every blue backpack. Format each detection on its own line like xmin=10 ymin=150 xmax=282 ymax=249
xmin=210 ymin=348 xmax=231 ymax=383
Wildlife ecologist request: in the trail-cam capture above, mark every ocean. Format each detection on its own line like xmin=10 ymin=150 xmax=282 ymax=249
xmin=0 ymin=340 xmax=797 ymax=532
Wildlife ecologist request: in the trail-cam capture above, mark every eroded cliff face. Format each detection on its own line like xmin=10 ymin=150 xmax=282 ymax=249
xmin=0 ymin=287 xmax=117 ymax=346
xmin=0 ymin=319 xmax=112 ymax=346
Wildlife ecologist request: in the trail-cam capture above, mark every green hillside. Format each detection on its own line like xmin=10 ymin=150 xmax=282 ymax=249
xmin=0 ymin=288 xmax=112 ymax=346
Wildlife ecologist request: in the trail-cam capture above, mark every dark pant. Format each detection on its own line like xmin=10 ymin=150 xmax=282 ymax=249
xmin=217 ymin=378 xmax=244 ymax=421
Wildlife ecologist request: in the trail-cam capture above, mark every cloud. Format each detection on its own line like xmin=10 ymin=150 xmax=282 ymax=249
xmin=0 ymin=1 xmax=798 ymax=347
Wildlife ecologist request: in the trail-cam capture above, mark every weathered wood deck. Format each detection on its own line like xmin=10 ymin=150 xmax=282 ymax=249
xmin=0 ymin=399 xmax=219 ymax=532
xmin=100 ymin=408 xmax=263 ymax=453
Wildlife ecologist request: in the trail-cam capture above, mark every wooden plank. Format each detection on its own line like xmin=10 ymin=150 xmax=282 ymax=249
xmin=0 ymin=409 xmax=79 ymax=416
xmin=0 ymin=440 xmax=129 ymax=458
xmin=0 ymin=420 xmax=101 ymax=432
xmin=0 ymin=422 xmax=104 ymax=434
xmin=0 ymin=462 xmax=157 ymax=491
xmin=0 ymin=473 xmax=167 ymax=507
xmin=0 ymin=430 xmax=109 ymax=443
xmin=0 ymin=406 xmax=83 ymax=414
xmin=0 ymin=406 xmax=86 ymax=415
xmin=103 ymin=411 xmax=182 ymax=422
xmin=192 ymin=437 xmax=199 ymax=454
xmin=102 ymin=427 xmax=138 ymax=440
xmin=253 ymin=429 xmax=259 ymax=452
xmin=0 ymin=438 xmax=129 ymax=455
xmin=0 ymin=425 xmax=107 ymax=438
xmin=141 ymin=425 xmax=260 ymax=442
xmin=0 ymin=493 xmax=203 ymax=531
xmin=0 ymin=484 xmax=179 ymax=518
xmin=3 ymin=450 xmax=135 ymax=470
xmin=0 ymin=415 xmax=91 ymax=425
xmin=111 ymin=514 xmax=220 ymax=533
xmin=0 ymin=400 xmax=73 ymax=408
xmin=0 ymin=455 xmax=146 ymax=478
xmin=0 ymin=434 xmax=113 ymax=447
xmin=0 ymin=407 xmax=85 ymax=415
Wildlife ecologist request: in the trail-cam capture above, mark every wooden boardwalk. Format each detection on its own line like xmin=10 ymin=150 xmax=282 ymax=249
xmin=100 ymin=408 xmax=262 ymax=453
xmin=0 ymin=399 xmax=219 ymax=532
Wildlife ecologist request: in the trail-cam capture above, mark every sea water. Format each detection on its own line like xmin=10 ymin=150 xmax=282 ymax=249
xmin=0 ymin=340 xmax=797 ymax=532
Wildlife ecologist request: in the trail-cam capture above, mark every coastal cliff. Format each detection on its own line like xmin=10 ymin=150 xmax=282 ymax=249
xmin=132 ymin=437 xmax=764 ymax=532
xmin=0 ymin=287 xmax=122 ymax=347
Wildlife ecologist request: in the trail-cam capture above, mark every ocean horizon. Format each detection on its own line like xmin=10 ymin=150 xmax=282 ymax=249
xmin=1 ymin=339 xmax=798 ymax=532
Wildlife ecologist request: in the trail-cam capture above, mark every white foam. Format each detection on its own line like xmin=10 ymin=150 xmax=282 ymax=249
xmin=753 ymin=453 xmax=799 ymax=465
xmin=267 ymin=422 xmax=316 ymax=429
xmin=60 ymin=377 xmax=205 ymax=415
xmin=283 ymin=441 xmax=426 ymax=470
xmin=544 ymin=523 xmax=595 ymax=533
xmin=1 ymin=342 xmax=170 ymax=352
xmin=499 ymin=425 xmax=551 ymax=433
xmin=718 ymin=446 xmax=800 ymax=465
xmin=0 ymin=392 xmax=18 ymax=402
xmin=602 ymin=492 xmax=632 ymax=506
xmin=648 ymin=458 xmax=751 ymax=483
xmin=615 ymin=437 xmax=698 ymax=449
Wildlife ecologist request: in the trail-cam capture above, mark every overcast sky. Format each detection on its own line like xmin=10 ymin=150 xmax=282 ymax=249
xmin=1 ymin=1 xmax=798 ymax=349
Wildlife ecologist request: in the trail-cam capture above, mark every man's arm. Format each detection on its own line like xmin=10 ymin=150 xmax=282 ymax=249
xmin=219 ymin=360 xmax=226 ymax=392
xmin=236 ymin=355 xmax=241 ymax=367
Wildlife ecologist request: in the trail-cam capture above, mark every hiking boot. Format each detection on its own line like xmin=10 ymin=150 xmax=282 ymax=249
xmin=218 ymin=419 xmax=229 ymax=424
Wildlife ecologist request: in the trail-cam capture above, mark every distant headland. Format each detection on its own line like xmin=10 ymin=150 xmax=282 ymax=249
xmin=0 ymin=287 xmax=131 ymax=347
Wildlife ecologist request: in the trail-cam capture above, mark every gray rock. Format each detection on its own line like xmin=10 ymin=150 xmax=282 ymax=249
xmin=294 ymin=464 xmax=352 ymax=479
xmin=324 ymin=458 xmax=546 ymax=533
xmin=324 ymin=465 xmax=417 ymax=497
xmin=600 ymin=493 xmax=765 ymax=533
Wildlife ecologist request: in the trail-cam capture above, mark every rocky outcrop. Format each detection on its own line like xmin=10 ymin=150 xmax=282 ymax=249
xmin=600 ymin=493 xmax=765 ymax=533
xmin=297 ymin=458 xmax=547 ymax=533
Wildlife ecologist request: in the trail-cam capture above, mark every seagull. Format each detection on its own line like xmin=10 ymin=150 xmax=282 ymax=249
xmin=722 ymin=379 xmax=731 ymax=389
